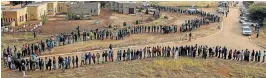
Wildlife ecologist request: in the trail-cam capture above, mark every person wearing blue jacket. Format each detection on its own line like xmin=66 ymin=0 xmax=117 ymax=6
xmin=88 ymin=52 xmax=92 ymax=65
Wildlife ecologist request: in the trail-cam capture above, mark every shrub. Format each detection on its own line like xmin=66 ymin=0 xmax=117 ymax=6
xmin=248 ymin=4 xmax=266 ymax=26
xmin=164 ymin=16 xmax=168 ymax=19
xmin=136 ymin=20 xmax=140 ymax=25
xmin=123 ymin=22 xmax=127 ymax=26
xmin=145 ymin=9 xmax=149 ymax=14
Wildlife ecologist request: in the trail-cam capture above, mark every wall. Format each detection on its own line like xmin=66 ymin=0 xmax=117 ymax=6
xmin=47 ymin=2 xmax=58 ymax=15
xmin=2 ymin=11 xmax=17 ymax=25
xmin=27 ymin=3 xmax=48 ymax=21
xmin=2 ymin=7 xmax=27 ymax=26
xmin=110 ymin=2 xmax=137 ymax=14
xmin=27 ymin=6 xmax=38 ymax=20
xmin=37 ymin=3 xmax=48 ymax=20
xmin=69 ymin=2 xmax=100 ymax=15
xmin=15 ymin=7 xmax=27 ymax=26
xmin=58 ymin=2 xmax=69 ymax=14
xmin=122 ymin=3 xmax=137 ymax=14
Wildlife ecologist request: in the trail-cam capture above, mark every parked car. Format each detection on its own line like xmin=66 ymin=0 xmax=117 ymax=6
xmin=239 ymin=17 xmax=248 ymax=23
xmin=242 ymin=24 xmax=250 ymax=29
xmin=242 ymin=26 xmax=252 ymax=36
xmin=216 ymin=7 xmax=224 ymax=13
xmin=187 ymin=8 xmax=200 ymax=13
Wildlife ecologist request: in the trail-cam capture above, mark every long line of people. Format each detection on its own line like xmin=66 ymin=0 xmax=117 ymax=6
xmin=5 ymin=44 xmax=266 ymax=76
xmin=3 ymin=5 xmax=223 ymax=72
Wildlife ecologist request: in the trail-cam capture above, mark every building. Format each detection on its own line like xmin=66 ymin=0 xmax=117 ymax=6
xmin=110 ymin=1 xmax=137 ymax=14
xmin=2 ymin=6 xmax=27 ymax=26
xmin=47 ymin=1 xmax=58 ymax=15
xmin=25 ymin=2 xmax=48 ymax=21
xmin=253 ymin=1 xmax=266 ymax=6
xmin=68 ymin=2 xmax=100 ymax=16
xmin=57 ymin=2 xmax=69 ymax=14
xmin=1 ymin=1 xmax=10 ymax=6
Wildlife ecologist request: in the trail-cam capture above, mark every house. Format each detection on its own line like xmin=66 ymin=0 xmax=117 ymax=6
xmin=253 ymin=1 xmax=266 ymax=6
xmin=2 ymin=6 xmax=27 ymax=26
xmin=46 ymin=1 xmax=58 ymax=15
xmin=68 ymin=2 xmax=101 ymax=16
xmin=25 ymin=2 xmax=48 ymax=21
xmin=1 ymin=1 xmax=10 ymax=6
xmin=57 ymin=2 xmax=69 ymax=14
xmin=110 ymin=1 xmax=137 ymax=14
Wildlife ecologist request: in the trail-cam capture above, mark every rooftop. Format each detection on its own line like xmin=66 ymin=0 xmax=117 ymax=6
xmin=254 ymin=1 xmax=266 ymax=5
xmin=116 ymin=1 xmax=137 ymax=4
xmin=25 ymin=2 xmax=46 ymax=7
xmin=3 ymin=8 xmax=25 ymax=12
xmin=1 ymin=5 xmax=23 ymax=11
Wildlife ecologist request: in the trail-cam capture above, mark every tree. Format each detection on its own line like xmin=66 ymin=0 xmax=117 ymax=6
xmin=136 ymin=20 xmax=139 ymax=25
xmin=248 ymin=4 xmax=266 ymax=26
xmin=10 ymin=1 xmax=23 ymax=6
xmin=244 ymin=1 xmax=254 ymax=8
xmin=66 ymin=11 xmax=73 ymax=20
xmin=138 ymin=8 xmax=142 ymax=12
xmin=123 ymin=22 xmax=127 ymax=26
xmin=41 ymin=14 xmax=48 ymax=24
xmin=80 ymin=12 xmax=84 ymax=20
xmin=145 ymin=9 xmax=149 ymax=14
xmin=100 ymin=1 xmax=107 ymax=8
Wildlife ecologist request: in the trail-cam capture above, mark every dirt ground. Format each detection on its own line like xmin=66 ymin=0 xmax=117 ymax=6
xmin=3 ymin=57 xmax=266 ymax=78
xmin=250 ymin=26 xmax=266 ymax=49
xmin=34 ymin=8 xmax=155 ymax=35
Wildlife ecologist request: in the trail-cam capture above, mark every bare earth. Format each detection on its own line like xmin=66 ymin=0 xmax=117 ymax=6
xmin=250 ymin=27 xmax=266 ymax=49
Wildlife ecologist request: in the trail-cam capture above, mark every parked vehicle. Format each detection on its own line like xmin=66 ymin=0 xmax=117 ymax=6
xmin=242 ymin=26 xmax=252 ymax=36
xmin=216 ymin=7 xmax=224 ymax=13
xmin=242 ymin=23 xmax=250 ymax=29
xmin=187 ymin=8 xmax=200 ymax=13
xmin=239 ymin=17 xmax=249 ymax=23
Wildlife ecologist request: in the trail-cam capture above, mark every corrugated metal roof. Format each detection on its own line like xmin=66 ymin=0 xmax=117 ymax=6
xmin=116 ymin=1 xmax=137 ymax=4
xmin=254 ymin=1 xmax=266 ymax=5
xmin=25 ymin=2 xmax=46 ymax=7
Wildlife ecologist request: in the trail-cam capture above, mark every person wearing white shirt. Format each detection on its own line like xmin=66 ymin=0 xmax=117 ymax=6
xmin=263 ymin=51 xmax=266 ymax=62
xmin=174 ymin=47 xmax=179 ymax=60
xmin=240 ymin=50 xmax=244 ymax=61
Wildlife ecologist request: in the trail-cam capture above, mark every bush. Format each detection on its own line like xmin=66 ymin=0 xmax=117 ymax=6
xmin=123 ymin=22 xmax=127 ymax=26
xmin=138 ymin=8 xmax=142 ymax=12
xmin=164 ymin=16 xmax=168 ymax=19
xmin=136 ymin=20 xmax=140 ymax=25
xmin=67 ymin=11 xmax=73 ymax=20
xmin=145 ymin=9 xmax=149 ymax=14
xmin=248 ymin=5 xmax=266 ymax=23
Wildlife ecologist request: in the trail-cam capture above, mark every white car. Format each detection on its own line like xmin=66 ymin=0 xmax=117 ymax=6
xmin=216 ymin=7 xmax=223 ymax=13
xmin=242 ymin=24 xmax=250 ymax=29
xmin=239 ymin=17 xmax=248 ymax=23
xmin=242 ymin=27 xmax=252 ymax=36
